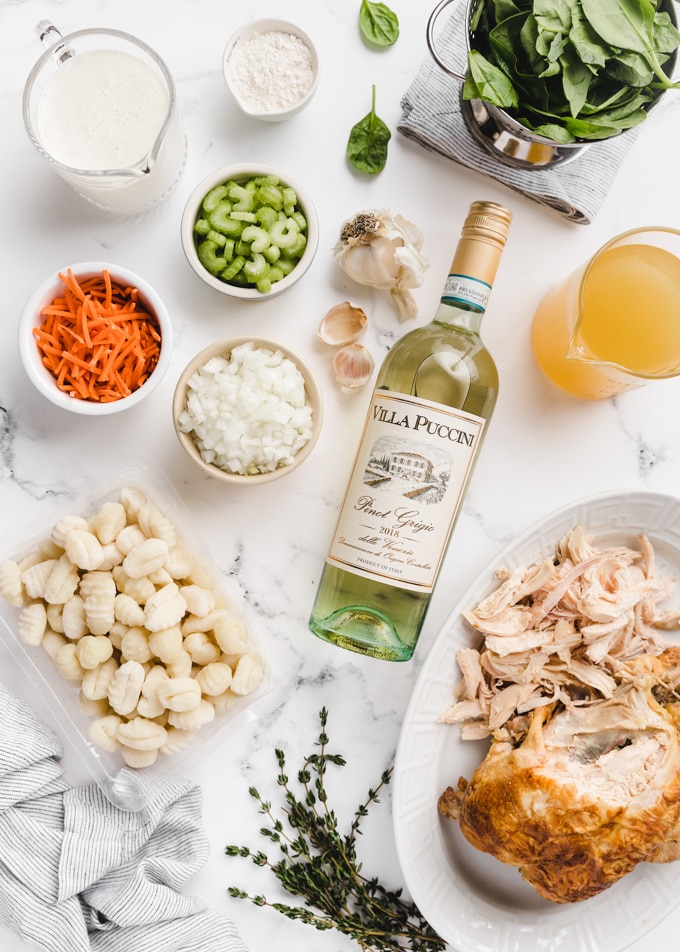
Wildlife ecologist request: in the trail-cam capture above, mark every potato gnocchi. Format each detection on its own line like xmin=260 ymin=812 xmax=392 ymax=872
xmin=0 ymin=486 xmax=265 ymax=768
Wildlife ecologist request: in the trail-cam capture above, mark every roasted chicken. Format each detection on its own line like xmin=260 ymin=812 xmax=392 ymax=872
xmin=440 ymin=647 xmax=680 ymax=902
xmin=439 ymin=528 xmax=680 ymax=903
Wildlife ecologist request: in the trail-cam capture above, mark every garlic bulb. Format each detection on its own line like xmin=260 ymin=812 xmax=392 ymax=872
xmin=334 ymin=210 xmax=428 ymax=322
xmin=317 ymin=302 xmax=368 ymax=346
xmin=332 ymin=344 xmax=375 ymax=393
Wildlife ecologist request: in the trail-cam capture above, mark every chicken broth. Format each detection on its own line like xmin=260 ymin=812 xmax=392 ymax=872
xmin=532 ymin=243 xmax=680 ymax=399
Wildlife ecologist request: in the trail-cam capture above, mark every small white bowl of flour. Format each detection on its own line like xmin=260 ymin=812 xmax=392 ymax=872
xmin=223 ymin=19 xmax=319 ymax=121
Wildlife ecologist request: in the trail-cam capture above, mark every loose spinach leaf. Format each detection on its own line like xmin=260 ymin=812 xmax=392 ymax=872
xmin=359 ymin=0 xmax=399 ymax=47
xmin=347 ymin=85 xmax=391 ymax=174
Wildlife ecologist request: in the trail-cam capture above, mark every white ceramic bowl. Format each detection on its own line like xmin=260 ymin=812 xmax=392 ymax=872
xmin=222 ymin=19 xmax=320 ymax=121
xmin=180 ymin=163 xmax=319 ymax=300
xmin=172 ymin=336 xmax=323 ymax=485
xmin=18 ymin=261 xmax=172 ymax=415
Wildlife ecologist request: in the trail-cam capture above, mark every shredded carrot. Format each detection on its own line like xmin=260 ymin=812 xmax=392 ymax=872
xmin=33 ymin=268 xmax=162 ymax=403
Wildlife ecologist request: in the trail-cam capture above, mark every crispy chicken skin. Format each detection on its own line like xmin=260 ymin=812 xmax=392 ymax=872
xmin=439 ymin=648 xmax=680 ymax=903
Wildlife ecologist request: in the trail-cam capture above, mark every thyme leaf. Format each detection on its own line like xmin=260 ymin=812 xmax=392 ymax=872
xmin=225 ymin=707 xmax=445 ymax=952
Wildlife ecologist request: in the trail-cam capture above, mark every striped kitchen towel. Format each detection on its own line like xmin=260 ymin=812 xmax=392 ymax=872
xmin=0 ymin=681 xmax=247 ymax=952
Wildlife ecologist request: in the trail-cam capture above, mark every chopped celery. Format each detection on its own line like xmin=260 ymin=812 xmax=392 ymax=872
xmin=257 ymin=184 xmax=284 ymax=210
xmin=202 ymin=184 xmax=229 ymax=214
xmin=221 ymin=255 xmax=246 ymax=281
xmin=207 ymin=229 xmax=227 ymax=247
xmin=270 ymin=217 xmax=300 ymax=249
xmin=243 ymin=253 xmax=269 ymax=282
xmin=286 ymin=233 xmax=307 ymax=258
xmin=276 ymin=258 xmax=297 ymax=276
xmin=241 ymin=225 xmax=271 ymax=253
xmin=228 ymin=184 xmax=255 ymax=211
xmin=197 ymin=239 xmax=227 ymax=275
xmin=208 ymin=202 xmax=243 ymax=237
xmin=256 ymin=206 xmax=278 ymax=229
xmin=282 ymin=187 xmax=297 ymax=216
xmin=193 ymin=173 xmax=310 ymax=293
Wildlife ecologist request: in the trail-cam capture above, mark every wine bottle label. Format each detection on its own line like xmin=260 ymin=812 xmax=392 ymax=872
xmin=442 ymin=273 xmax=491 ymax=312
xmin=326 ymin=390 xmax=485 ymax=593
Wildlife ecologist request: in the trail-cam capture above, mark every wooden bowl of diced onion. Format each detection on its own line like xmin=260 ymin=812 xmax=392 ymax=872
xmin=172 ymin=336 xmax=323 ymax=484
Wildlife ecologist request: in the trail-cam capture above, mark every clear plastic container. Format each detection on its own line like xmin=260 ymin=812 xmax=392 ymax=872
xmin=0 ymin=455 xmax=297 ymax=810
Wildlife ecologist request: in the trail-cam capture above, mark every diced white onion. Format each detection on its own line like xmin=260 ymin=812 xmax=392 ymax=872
xmin=178 ymin=341 xmax=314 ymax=475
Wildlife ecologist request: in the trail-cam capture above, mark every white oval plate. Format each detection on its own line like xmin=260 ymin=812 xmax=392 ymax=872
xmin=393 ymin=490 xmax=680 ymax=952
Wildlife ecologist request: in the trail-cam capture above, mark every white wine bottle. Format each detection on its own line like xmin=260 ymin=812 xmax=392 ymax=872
xmin=309 ymin=200 xmax=512 ymax=661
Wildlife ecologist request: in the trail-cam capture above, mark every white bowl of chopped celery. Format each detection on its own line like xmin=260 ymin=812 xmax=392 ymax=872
xmin=180 ymin=164 xmax=319 ymax=299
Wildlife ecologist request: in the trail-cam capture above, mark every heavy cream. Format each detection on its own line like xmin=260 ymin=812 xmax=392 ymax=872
xmin=37 ymin=49 xmax=169 ymax=170
xmin=32 ymin=45 xmax=186 ymax=212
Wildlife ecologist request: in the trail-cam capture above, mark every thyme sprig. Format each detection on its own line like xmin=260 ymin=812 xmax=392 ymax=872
xmin=225 ymin=707 xmax=445 ymax=952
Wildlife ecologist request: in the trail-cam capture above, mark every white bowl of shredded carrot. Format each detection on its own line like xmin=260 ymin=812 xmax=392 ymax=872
xmin=18 ymin=262 xmax=173 ymax=415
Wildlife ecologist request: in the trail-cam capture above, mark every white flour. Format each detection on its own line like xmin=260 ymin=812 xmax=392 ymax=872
xmin=228 ymin=30 xmax=314 ymax=113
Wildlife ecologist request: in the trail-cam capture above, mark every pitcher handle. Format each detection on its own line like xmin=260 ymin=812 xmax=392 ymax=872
xmin=35 ymin=20 xmax=74 ymax=67
xmin=426 ymin=0 xmax=467 ymax=82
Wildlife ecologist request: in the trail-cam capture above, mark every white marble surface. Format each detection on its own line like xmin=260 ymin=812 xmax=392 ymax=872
xmin=3 ymin=1 xmax=680 ymax=951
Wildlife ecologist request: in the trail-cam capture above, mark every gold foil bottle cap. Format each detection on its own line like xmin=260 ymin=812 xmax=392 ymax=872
xmin=461 ymin=201 xmax=512 ymax=250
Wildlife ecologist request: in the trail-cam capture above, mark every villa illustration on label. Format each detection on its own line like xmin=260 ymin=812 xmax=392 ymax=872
xmin=362 ymin=434 xmax=452 ymax=505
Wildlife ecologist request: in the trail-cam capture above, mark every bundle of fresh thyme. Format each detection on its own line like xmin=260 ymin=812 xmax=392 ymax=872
xmin=225 ymin=708 xmax=445 ymax=952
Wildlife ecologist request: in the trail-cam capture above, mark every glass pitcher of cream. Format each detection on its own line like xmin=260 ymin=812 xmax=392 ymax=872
xmin=531 ymin=227 xmax=680 ymax=399
xmin=23 ymin=21 xmax=187 ymax=214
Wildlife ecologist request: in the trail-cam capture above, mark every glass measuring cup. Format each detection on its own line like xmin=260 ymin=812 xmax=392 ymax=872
xmin=23 ymin=21 xmax=186 ymax=214
xmin=531 ymin=227 xmax=680 ymax=399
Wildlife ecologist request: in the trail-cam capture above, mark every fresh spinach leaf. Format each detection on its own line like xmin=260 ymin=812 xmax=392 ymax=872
xmin=581 ymin=0 xmax=656 ymax=54
xmin=560 ymin=47 xmax=592 ymax=114
xmin=347 ymin=85 xmax=391 ymax=174
xmin=534 ymin=0 xmax=573 ymax=33
xmin=531 ymin=121 xmax=576 ymax=141
xmin=581 ymin=0 xmax=678 ymax=85
xmin=467 ymin=49 xmax=520 ymax=108
xmin=653 ymin=11 xmax=680 ymax=52
xmin=359 ymin=0 xmax=399 ymax=47
xmin=568 ymin=7 xmax=610 ymax=68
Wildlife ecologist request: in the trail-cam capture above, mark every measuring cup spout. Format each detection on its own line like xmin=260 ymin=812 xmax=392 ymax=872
xmin=35 ymin=21 xmax=75 ymax=66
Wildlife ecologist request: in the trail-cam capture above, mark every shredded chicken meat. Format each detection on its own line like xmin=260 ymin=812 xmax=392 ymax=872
xmin=441 ymin=526 xmax=680 ymax=742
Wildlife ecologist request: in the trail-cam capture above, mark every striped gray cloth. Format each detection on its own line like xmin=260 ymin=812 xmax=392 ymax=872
xmin=398 ymin=4 xmax=639 ymax=224
xmin=0 ymin=681 xmax=248 ymax=952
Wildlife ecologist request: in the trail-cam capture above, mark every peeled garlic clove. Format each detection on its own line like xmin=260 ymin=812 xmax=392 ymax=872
xmin=332 ymin=344 xmax=375 ymax=394
xmin=317 ymin=302 xmax=368 ymax=347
